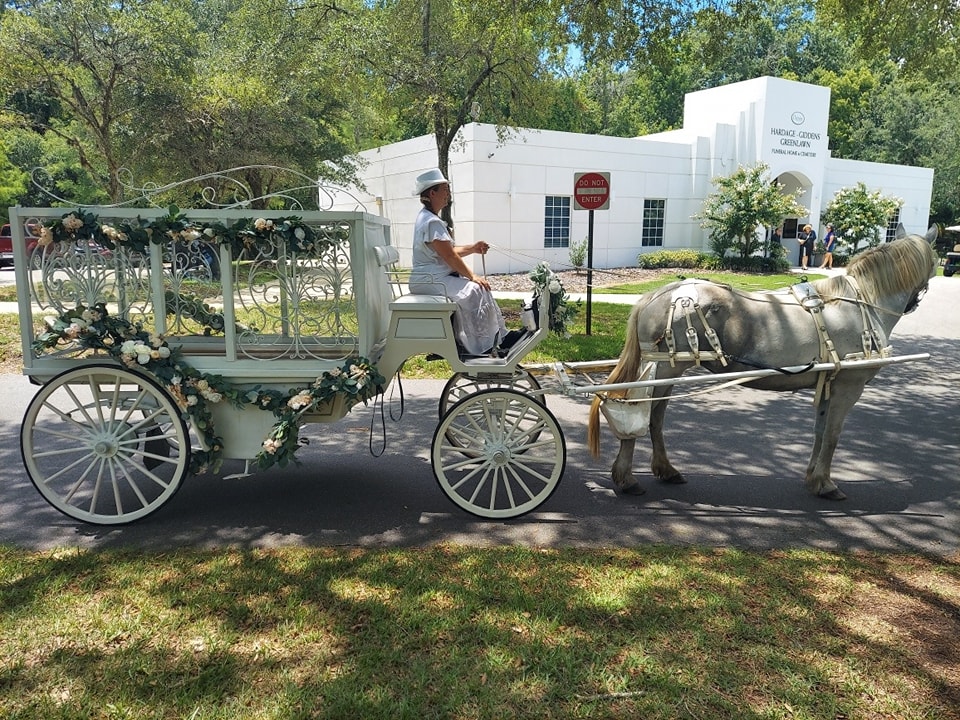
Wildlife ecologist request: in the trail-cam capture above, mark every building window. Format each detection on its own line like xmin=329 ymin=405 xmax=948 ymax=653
xmin=544 ymin=196 xmax=570 ymax=248
xmin=885 ymin=208 xmax=901 ymax=243
xmin=642 ymin=199 xmax=666 ymax=247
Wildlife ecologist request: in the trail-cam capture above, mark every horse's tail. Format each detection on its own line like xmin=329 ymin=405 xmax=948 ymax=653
xmin=588 ymin=300 xmax=646 ymax=458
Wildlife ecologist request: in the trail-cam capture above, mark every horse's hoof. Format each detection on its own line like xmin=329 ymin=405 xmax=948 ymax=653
xmin=618 ymin=483 xmax=647 ymax=496
xmin=819 ymin=488 xmax=847 ymax=501
xmin=662 ymin=473 xmax=687 ymax=485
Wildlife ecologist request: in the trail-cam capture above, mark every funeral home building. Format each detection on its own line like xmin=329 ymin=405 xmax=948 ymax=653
xmin=332 ymin=75 xmax=934 ymax=275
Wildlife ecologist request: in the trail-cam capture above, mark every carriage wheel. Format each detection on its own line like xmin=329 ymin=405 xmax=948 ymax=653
xmin=438 ymin=370 xmax=545 ymax=418
xmin=439 ymin=370 xmax=545 ymax=451
xmin=21 ymin=364 xmax=190 ymax=525
xmin=431 ymin=389 xmax=565 ymax=519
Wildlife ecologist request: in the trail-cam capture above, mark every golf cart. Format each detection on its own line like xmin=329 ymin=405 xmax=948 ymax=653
xmin=945 ymin=225 xmax=960 ymax=277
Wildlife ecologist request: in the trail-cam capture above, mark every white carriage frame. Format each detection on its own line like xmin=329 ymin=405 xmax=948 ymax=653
xmin=11 ymin=205 xmax=565 ymax=524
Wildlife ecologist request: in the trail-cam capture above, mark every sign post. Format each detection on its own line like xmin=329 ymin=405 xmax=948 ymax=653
xmin=573 ymin=172 xmax=611 ymax=335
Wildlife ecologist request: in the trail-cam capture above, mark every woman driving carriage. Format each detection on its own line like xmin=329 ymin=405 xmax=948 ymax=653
xmin=408 ymin=168 xmax=524 ymax=357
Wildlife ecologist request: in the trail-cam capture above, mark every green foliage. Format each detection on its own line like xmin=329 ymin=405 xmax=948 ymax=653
xmin=1 ymin=0 xmax=958 ymax=225
xmin=568 ymin=236 xmax=588 ymax=270
xmin=694 ymin=163 xmax=806 ymax=259
xmin=0 ymin=139 xmax=27 ymax=224
xmin=636 ymin=249 xmax=707 ymax=269
xmin=822 ymin=182 xmax=903 ymax=254
xmin=528 ymin=262 xmax=579 ymax=337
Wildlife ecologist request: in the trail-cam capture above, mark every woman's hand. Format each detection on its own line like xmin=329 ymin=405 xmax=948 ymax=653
xmin=472 ymin=241 xmax=489 ymax=255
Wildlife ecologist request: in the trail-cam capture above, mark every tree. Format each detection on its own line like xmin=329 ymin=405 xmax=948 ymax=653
xmin=816 ymin=0 xmax=960 ymax=79
xmin=335 ymin=0 xmax=550 ymax=226
xmin=132 ymin=0 xmax=364 ymax=208
xmin=0 ymin=138 xmax=28 ymax=223
xmin=1 ymin=0 xmax=198 ymax=202
xmin=821 ymin=182 xmax=902 ymax=254
xmin=695 ymin=163 xmax=805 ymax=258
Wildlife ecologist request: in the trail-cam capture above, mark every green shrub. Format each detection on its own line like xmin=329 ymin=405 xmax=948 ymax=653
xmin=718 ymin=255 xmax=790 ymax=273
xmin=569 ymin=237 xmax=588 ymax=271
xmin=636 ymin=249 xmax=706 ymax=269
xmin=636 ymin=248 xmax=789 ymax=274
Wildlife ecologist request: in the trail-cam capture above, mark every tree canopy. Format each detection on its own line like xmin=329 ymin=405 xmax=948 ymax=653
xmin=1 ymin=0 xmax=956 ymax=226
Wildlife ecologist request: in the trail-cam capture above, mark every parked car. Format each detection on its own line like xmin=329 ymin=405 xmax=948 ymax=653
xmin=0 ymin=222 xmax=41 ymax=268
xmin=0 ymin=224 xmax=13 ymax=267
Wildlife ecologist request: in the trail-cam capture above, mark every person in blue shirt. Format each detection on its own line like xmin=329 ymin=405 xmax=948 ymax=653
xmin=819 ymin=223 xmax=837 ymax=269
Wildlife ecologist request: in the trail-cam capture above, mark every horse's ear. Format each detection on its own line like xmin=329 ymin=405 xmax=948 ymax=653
xmin=895 ymin=222 xmax=907 ymax=239
xmin=924 ymin=225 xmax=938 ymax=244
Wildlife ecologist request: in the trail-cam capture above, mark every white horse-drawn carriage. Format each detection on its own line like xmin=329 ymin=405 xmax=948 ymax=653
xmin=10 ymin=204 xmax=568 ymax=524
xmin=8 ymin=195 xmax=938 ymax=525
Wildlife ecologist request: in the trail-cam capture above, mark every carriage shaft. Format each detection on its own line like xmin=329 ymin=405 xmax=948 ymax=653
xmin=562 ymin=353 xmax=930 ymax=396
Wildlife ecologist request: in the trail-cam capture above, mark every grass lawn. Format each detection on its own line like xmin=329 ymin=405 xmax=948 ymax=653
xmin=1 ymin=545 xmax=958 ymax=719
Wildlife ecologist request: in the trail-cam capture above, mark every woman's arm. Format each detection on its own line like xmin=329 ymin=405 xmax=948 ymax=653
xmin=429 ymin=239 xmax=492 ymax=290
xmin=454 ymin=241 xmax=489 ymax=257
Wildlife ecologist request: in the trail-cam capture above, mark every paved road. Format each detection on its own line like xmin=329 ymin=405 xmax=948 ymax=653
xmin=1 ymin=274 xmax=957 ymax=554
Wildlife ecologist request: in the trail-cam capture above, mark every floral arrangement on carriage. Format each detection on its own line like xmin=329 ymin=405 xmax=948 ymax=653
xmin=528 ymin=261 xmax=579 ymax=338
xmin=35 ymin=206 xmax=341 ymax=258
xmin=32 ymin=304 xmax=385 ymax=475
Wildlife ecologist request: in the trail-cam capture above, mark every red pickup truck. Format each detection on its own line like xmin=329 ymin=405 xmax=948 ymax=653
xmin=0 ymin=222 xmax=41 ymax=267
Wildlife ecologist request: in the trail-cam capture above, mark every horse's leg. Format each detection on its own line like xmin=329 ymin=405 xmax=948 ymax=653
xmin=649 ymin=389 xmax=686 ymax=484
xmin=805 ymin=379 xmax=869 ymax=500
xmin=611 ymin=437 xmax=645 ymax=495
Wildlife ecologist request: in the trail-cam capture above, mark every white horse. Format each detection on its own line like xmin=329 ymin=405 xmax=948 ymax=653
xmin=587 ymin=229 xmax=938 ymax=500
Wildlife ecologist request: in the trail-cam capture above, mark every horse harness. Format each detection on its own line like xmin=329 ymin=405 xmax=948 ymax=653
xmin=638 ymin=279 xmax=893 ymax=406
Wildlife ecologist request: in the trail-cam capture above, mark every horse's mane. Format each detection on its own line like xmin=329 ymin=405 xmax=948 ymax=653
xmin=813 ymin=234 xmax=935 ymax=303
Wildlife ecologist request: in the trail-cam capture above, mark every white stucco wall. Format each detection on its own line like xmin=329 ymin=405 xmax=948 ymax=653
xmin=333 ymin=76 xmax=933 ymax=275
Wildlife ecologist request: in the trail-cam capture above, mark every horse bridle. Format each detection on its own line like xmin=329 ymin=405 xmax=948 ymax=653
xmin=902 ymin=282 xmax=928 ymax=315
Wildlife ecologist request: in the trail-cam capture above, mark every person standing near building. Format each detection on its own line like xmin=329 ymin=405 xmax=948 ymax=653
xmin=799 ymin=223 xmax=816 ymax=269
xmin=819 ymin=223 xmax=836 ymax=269
xmin=770 ymin=226 xmax=783 ymax=258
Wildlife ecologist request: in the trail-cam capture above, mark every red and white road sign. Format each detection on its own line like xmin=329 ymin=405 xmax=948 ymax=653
xmin=573 ymin=172 xmax=611 ymax=211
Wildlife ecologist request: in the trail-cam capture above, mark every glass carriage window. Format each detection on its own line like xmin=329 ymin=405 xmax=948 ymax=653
xmin=544 ymin=196 xmax=570 ymax=248
xmin=885 ymin=208 xmax=901 ymax=243
xmin=642 ymin=199 xmax=666 ymax=247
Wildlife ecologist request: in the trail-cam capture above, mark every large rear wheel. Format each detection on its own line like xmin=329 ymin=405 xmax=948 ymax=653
xmin=21 ymin=364 xmax=190 ymax=525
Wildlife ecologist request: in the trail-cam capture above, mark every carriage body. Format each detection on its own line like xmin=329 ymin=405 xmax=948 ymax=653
xmin=10 ymin=206 xmax=564 ymax=524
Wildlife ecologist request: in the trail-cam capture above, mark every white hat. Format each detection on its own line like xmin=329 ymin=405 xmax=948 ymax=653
xmin=413 ymin=168 xmax=448 ymax=195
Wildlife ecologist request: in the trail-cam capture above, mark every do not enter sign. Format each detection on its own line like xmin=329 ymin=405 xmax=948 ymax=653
xmin=574 ymin=172 xmax=611 ymax=211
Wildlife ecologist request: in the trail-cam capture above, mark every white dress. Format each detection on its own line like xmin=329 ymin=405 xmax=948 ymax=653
xmin=408 ymin=207 xmax=506 ymax=355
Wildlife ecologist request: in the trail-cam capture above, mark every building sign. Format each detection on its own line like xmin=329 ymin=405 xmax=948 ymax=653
xmin=769 ymin=126 xmax=823 ymax=159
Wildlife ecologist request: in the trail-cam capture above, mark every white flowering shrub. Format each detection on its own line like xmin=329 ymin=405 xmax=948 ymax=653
xmin=822 ymin=182 xmax=903 ymax=255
